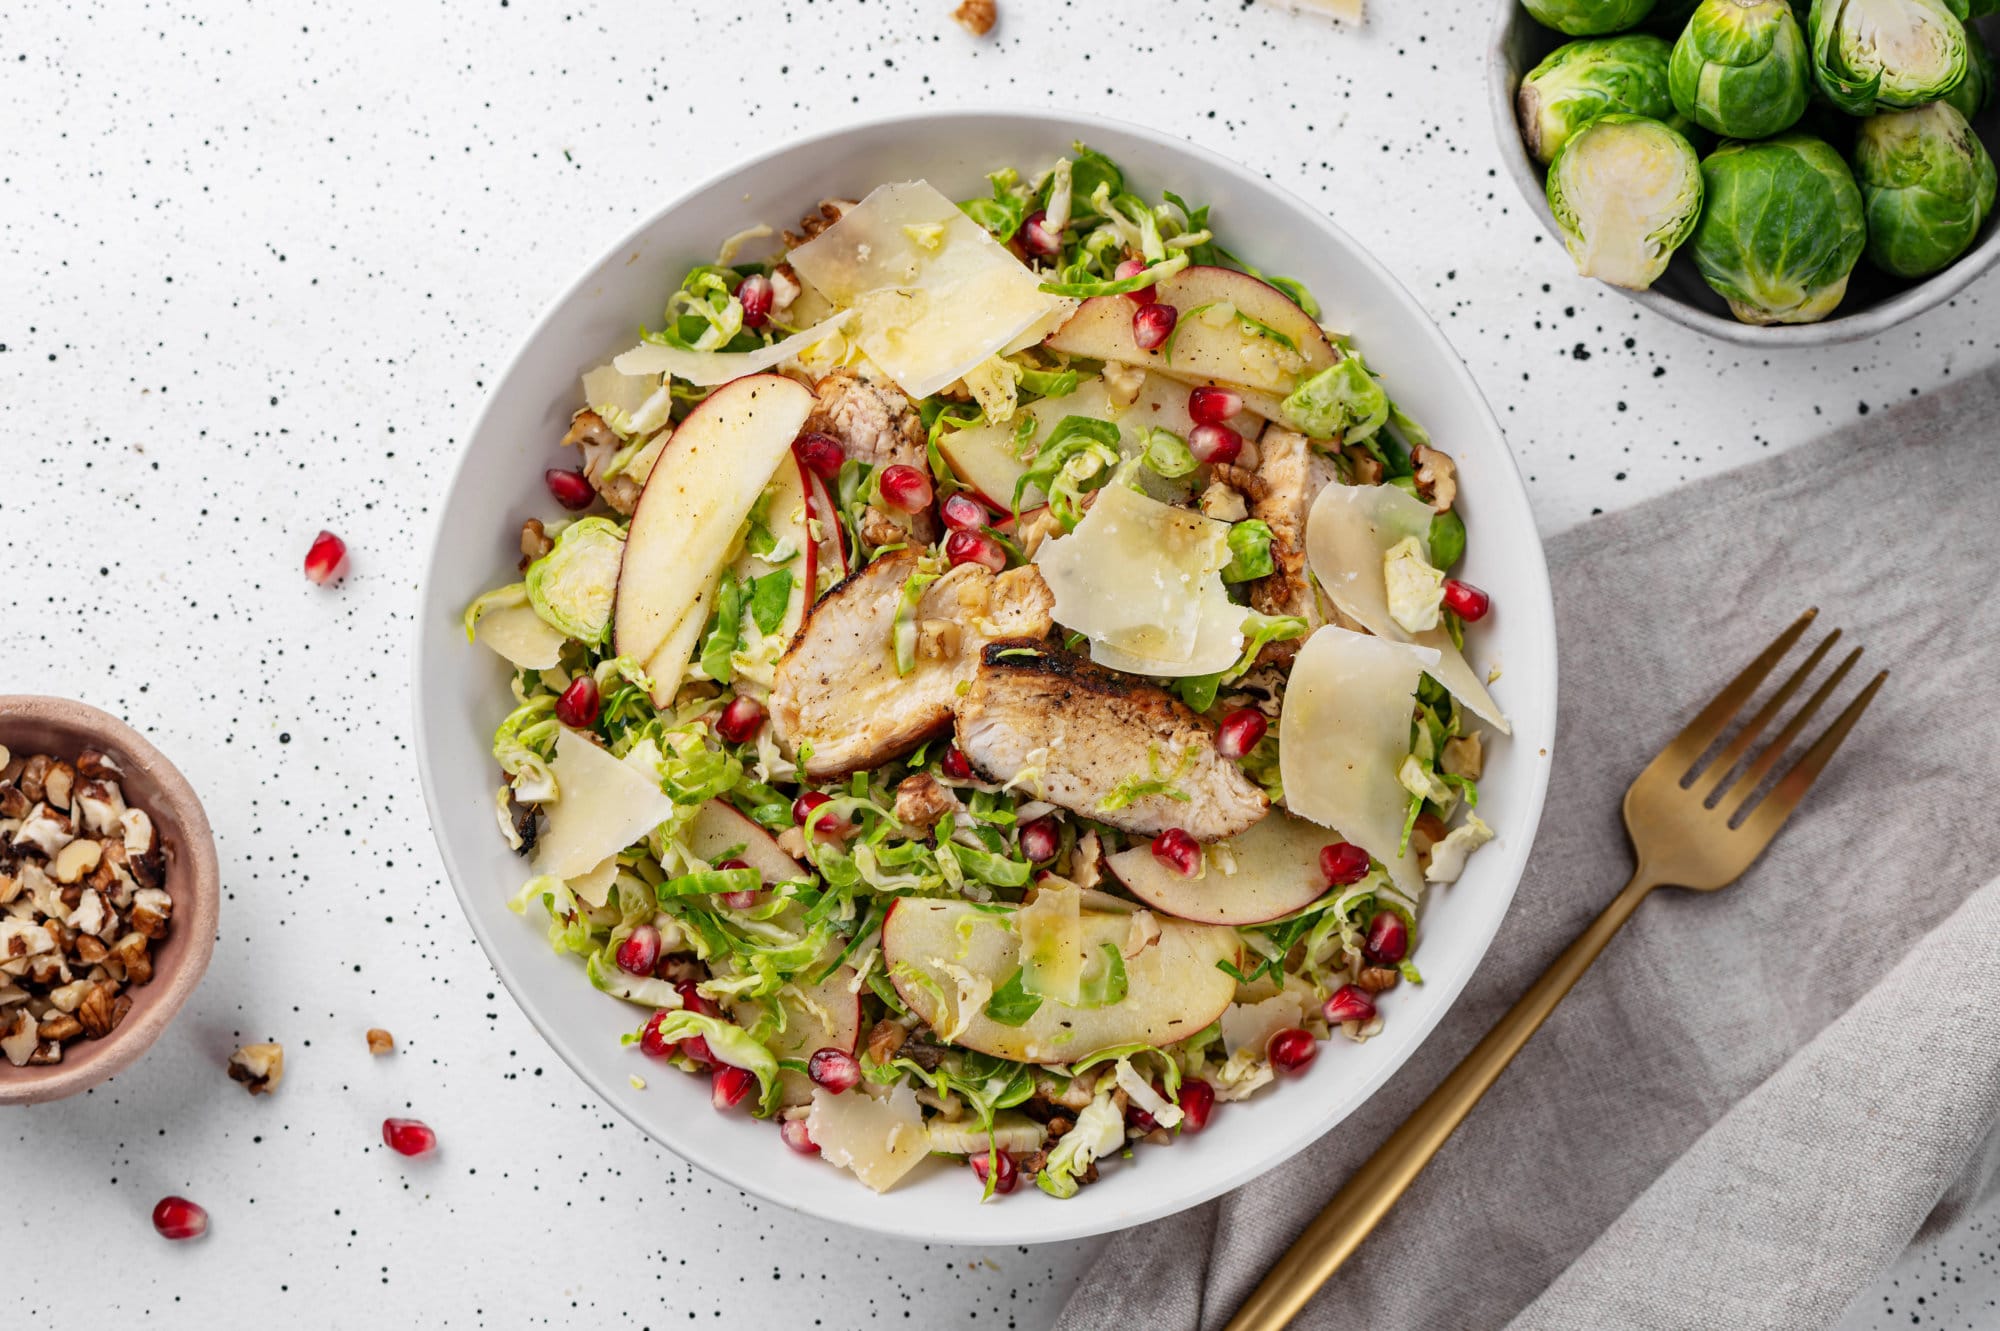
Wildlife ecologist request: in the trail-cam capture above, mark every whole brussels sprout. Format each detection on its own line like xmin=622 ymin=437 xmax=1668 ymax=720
xmin=1854 ymin=101 xmax=1998 ymax=277
xmin=1807 ymin=0 xmax=1969 ymax=114
xmin=1546 ymin=114 xmax=1705 ymax=289
xmin=1942 ymin=22 xmax=1995 ymax=121
xmin=1669 ymin=0 xmax=1811 ymax=138
xmin=1523 ymin=0 xmax=1658 ymax=37
xmin=1691 ymin=135 xmax=1867 ymax=324
xmin=1518 ymin=34 xmax=1682 ymax=163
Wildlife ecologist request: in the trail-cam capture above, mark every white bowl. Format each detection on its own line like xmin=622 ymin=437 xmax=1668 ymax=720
xmin=413 ymin=108 xmax=1559 ymax=1245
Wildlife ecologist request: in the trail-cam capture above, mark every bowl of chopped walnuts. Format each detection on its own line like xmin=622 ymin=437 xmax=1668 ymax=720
xmin=0 ymin=696 xmax=219 ymax=1104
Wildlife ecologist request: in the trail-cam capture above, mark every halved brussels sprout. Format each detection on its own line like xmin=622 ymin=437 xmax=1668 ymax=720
xmin=1807 ymin=0 xmax=1969 ymax=115
xmin=1545 ymin=114 xmax=1705 ymax=290
xmin=1854 ymin=101 xmax=1998 ymax=277
xmin=1942 ymin=21 xmax=1995 ymax=122
xmin=525 ymin=516 xmax=626 ymax=645
xmin=1669 ymin=0 xmax=1811 ymax=138
xmin=1523 ymin=0 xmax=1659 ymax=36
xmin=1518 ymin=35 xmax=1682 ymax=164
xmin=1691 ymin=135 xmax=1866 ymax=324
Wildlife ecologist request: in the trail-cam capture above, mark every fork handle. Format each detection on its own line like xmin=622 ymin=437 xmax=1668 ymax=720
xmin=1221 ymin=868 xmax=1660 ymax=1331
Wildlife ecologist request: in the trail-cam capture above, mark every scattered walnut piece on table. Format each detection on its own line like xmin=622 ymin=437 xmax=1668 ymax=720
xmin=366 ymin=1028 xmax=395 ymax=1056
xmin=227 ymin=1042 xmax=285 ymax=1095
xmin=952 ymin=0 xmax=996 ymax=36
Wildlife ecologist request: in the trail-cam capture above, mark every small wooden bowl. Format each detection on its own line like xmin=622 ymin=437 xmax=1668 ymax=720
xmin=0 ymin=696 xmax=219 ymax=1105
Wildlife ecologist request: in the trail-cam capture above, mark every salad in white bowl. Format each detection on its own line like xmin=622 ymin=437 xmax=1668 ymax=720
xmin=461 ymin=144 xmax=1507 ymax=1202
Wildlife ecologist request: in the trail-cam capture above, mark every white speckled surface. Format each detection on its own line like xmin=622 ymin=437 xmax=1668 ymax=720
xmin=2 ymin=0 xmax=1995 ymax=1326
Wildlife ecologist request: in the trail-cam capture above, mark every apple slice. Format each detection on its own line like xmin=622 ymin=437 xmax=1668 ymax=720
xmin=1106 ymin=809 xmax=1342 ymax=926
xmin=803 ymin=466 xmax=849 ymax=589
xmin=727 ymin=963 xmax=862 ymax=1108
xmin=687 ymin=800 xmax=806 ymax=884
xmin=1044 ymin=266 xmax=1336 ymax=402
xmin=881 ymin=898 xmax=1239 ymax=1064
xmin=727 ymin=449 xmax=816 ymax=647
xmin=613 ymin=374 xmax=816 ymax=703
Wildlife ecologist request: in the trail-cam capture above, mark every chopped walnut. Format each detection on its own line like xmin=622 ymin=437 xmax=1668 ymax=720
xmin=1212 ymin=461 xmax=1269 ymax=501
xmin=1199 ymin=480 xmax=1249 ymax=523
xmin=227 ymin=1042 xmax=285 ymax=1095
xmin=865 ymin=1017 xmax=908 ymax=1065
xmin=41 ymin=761 xmax=75 ymax=813
xmin=1409 ymin=810 xmax=1450 ymax=856
xmin=1342 ymin=444 xmax=1384 ymax=486
xmin=367 ymin=1028 xmax=395 ymax=1056
xmin=893 ymin=773 xmax=961 ymax=835
xmin=1354 ymin=966 xmax=1402 ymax=994
xmin=1441 ymin=733 xmax=1484 ymax=781
xmin=75 ymin=983 xmax=116 ymax=1039
xmin=952 ymin=0 xmax=996 ymax=35
xmin=518 ymin=517 xmax=555 ymax=571
xmin=1411 ymin=445 xmax=1457 ymax=513
xmin=781 ymin=200 xmax=856 ymax=249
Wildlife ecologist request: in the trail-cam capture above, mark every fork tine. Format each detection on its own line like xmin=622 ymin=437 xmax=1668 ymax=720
xmin=1647 ymin=608 xmax=1819 ymax=782
xmin=1691 ymin=628 xmax=1841 ymax=802
xmin=1718 ymin=645 xmax=1862 ymax=817
xmin=1734 ymin=668 xmax=1888 ymax=845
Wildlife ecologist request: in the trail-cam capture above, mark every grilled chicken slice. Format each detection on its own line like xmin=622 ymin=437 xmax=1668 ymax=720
xmin=770 ymin=550 xmax=1054 ymax=778
xmin=1248 ymin=427 xmax=1343 ymax=665
xmin=806 ymin=370 xmax=939 ymax=545
xmin=955 ymin=643 xmax=1270 ymax=840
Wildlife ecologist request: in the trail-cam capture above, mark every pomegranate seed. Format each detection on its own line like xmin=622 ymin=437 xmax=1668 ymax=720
xmin=1116 ymin=258 xmax=1158 ymax=305
xmin=1188 ymin=386 xmax=1243 ymax=426
xmin=941 ymin=746 xmax=975 ymax=781
xmin=1018 ymin=817 xmax=1059 ymax=863
xmin=1323 ymin=984 xmax=1378 ymax=1025
xmin=676 ymin=979 xmax=719 ymax=1016
xmin=642 ymin=994 xmax=715 ymax=1064
xmin=712 ymin=1064 xmax=757 ymax=1111
xmin=545 ymin=467 xmax=594 ymax=511
xmin=792 ymin=790 xmax=845 ymax=836
xmin=714 ymin=858 xmax=754 ymax=878
xmin=555 ymin=675 xmax=600 ymax=729
xmin=151 ymin=1196 xmax=208 ymax=1241
xmin=1363 ymin=911 xmax=1409 ymax=965
xmin=941 ymin=492 xmax=991 ymax=532
xmin=1267 ymin=1027 xmax=1318 ymax=1074
xmin=944 ymin=529 xmax=1007 ymax=573
xmin=1151 ymin=827 xmax=1201 ymax=877
xmin=303 ymin=530 xmax=348 ymax=585
xmin=719 ymin=888 xmax=764 ymax=910
xmin=795 ymin=432 xmax=846 ymax=479
xmin=738 ymin=273 xmax=774 ymax=329
xmin=1214 ymin=708 xmax=1267 ymax=760
xmin=807 ymin=1046 xmax=862 ymax=1094
xmin=616 ymin=924 xmax=661 ymax=977
xmin=879 ymin=464 xmax=934 ymax=514
xmin=971 ymin=1149 xmax=1019 ymax=1194
xmin=1189 ymin=423 xmax=1243 ymax=466
xmin=1443 ymin=579 xmax=1491 ymax=622
xmin=715 ymin=695 xmax=764 ymax=744
xmin=382 ymin=1117 xmax=437 ymax=1157
xmin=1020 ymin=210 xmax=1062 ymax=260
xmin=1320 ymin=841 xmax=1372 ymax=887
xmin=1132 ymin=302 xmax=1178 ymax=352
xmin=1178 ymin=1079 xmax=1216 ymax=1133
xmin=780 ymin=1118 xmax=819 ymax=1154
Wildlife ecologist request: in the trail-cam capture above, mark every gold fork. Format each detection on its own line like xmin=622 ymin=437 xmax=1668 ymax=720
xmin=1224 ymin=608 xmax=1887 ymax=1331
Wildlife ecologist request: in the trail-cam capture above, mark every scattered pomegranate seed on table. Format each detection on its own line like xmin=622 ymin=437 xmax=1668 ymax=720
xmin=940 ymin=492 xmax=991 ymax=532
xmin=971 ymin=1149 xmax=1018 ymax=1195
xmin=382 ymin=1117 xmax=437 ymax=1157
xmin=711 ymin=1064 xmax=757 ymax=1111
xmin=1320 ymin=841 xmax=1372 ymax=887
xmin=303 ymin=530 xmax=348 ymax=585
xmin=1018 ymin=817 xmax=1059 ymax=863
xmin=794 ymin=432 xmax=846 ymax=479
xmin=1187 ymin=386 xmax=1242 ymax=426
xmin=1189 ymin=423 xmax=1242 ymax=465
xmin=941 ymin=746 xmax=975 ymax=781
xmin=151 ymin=1195 xmax=208 ymax=1241
xmin=1151 ymin=827 xmax=1201 ymax=877
xmin=780 ymin=1118 xmax=819 ymax=1154
xmin=1214 ymin=708 xmax=1267 ymax=759
xmin=1115 ymin=258 xmax=1157 ymax=305
xmin=715 ymin=694 xmax=764 ymax=744
xmin=1132 ymin=302 xmax=1178 ymax=351
xmin=1323 ymin=985 xmax=1378 ymax=1026
xmin=544 ymin=467 xmax=595 ymax=511
xmin=807 ymin=1046 xmax=862 ymax=1093
xmin=1267 ymin=1028 xmax=1318 ymax=1073
xmin=615 ymin=924 xmax=661 ymax=977
xmin=1363 ymin=910 xmax=1409 ymax=965
xmin=944 ymin=529 xmax=1007 ymax=573
xmin=878 ymin=464 xmax=934 ymax=514
xmin=554 ymin=675 xmax=600 ymax=728
xmin=1019 ymin=210 xmax=1061 ymax=260
xmin=1443 ymin=578 xmax=1491 ymax=622
xmin=737 ymin=273 xmax=774 ymax=329
xmin=1177 ymin=1079 xmax=1216 ymax=1133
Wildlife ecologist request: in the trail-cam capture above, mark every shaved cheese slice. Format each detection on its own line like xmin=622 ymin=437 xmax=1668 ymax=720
xmin=474 ymin=602 xmax=568 ymax=670
xmin=1017 ymin=880 xmax=1083 ymax=1005
xmin=787 ymin=181 xmax=1069 ymax=400
xmin=1034 ymin=480 xmax=1243 ymax=676
xmin=1219 ymin=988 xmax=1305 ymax=1057
xmin=568 ymin=856 xmax=620 ymax=909
xmin=1305 ymin=483 xmax=1510 ymax=733
xmin=581 ymin=364 xmax=662 ymax=422
xmin=611 ymin=311 xmax=852 ymax=386
xmin=533 ymin=727 xmax=677 ymax=880
xmin=1279 ymin=626 xmax=1438 ymax=896
xmin=806 ymin=1084 xmax=930 ymax=1193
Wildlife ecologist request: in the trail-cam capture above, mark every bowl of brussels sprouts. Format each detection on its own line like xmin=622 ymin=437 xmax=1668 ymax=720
xmin=1491 ymin=0 xmax=2000 ymax=343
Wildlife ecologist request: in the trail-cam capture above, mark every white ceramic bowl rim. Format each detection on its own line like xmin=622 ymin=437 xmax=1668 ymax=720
xmin=413 ymin=105 xmax=1559 ymax=1245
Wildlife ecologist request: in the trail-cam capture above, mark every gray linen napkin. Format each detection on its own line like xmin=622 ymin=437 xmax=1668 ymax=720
xmin=1056 ymin=363 xmax=2000 ymax=1331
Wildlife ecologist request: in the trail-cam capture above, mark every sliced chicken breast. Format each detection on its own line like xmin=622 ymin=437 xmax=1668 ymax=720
xmin=770 ymin=550 xmax=1054 ymax=778
xmin=954 ymin=643 xmax=1270 ymax=840
xmin=806 ymin=369 xmax=938 ymax=545
xmin=1248 ymin=427 xmax=1342 ymax=665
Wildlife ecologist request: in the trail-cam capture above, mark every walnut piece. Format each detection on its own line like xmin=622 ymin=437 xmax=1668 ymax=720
xmin=227 ymin=1042 xmax=285 ymax=1095
xmin=952 ymin=0 xmax=996 ymax=35
xmin=1441 ymin=733 xmax=1484 ymax=781
xmin=864 ymin=1017 xmax=907 ymax=1065
xmin=366 ymin=1028 xmax=395 ymax=1056
xmin=1354 ymin=965 xmax=1402 ymax=994
xmin=1412 ymin=444 xmax=1457 ymax=513
xmin=893 ymin=773 xmax=960 ymax=835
